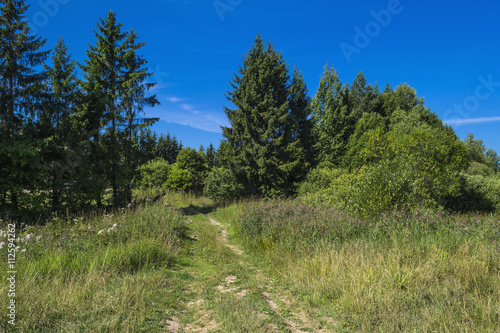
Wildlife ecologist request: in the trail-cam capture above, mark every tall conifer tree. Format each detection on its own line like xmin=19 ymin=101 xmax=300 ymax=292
xmin=288 ymin=66 xmax=314 ymax=168
xmin=0 ymin=0 xmax=48 ymax=212
xmin=40 ymin=38 xmax=80 ymax=212
xmin=349 ymin=71 xmax=380 ymax=118
xmin=121 ymin=29 xmax=159 ymax=203
xmin=81 ymin=11 xmax=158 ymax=206
xmin=311 ymin=64 xmax=351 ymax=165
xmin=222 ymin=35 xmax=307 ymax=196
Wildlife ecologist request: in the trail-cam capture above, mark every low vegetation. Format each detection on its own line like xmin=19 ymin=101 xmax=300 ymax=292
xmin=214 ymin=200 xmax=500 ymax=332
xmin=1 ymin=191 xmax=499 ymax=332
xmin=0 ymin=202 xmax=188 ymax=332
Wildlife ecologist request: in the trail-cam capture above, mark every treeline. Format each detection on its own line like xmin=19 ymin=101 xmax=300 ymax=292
xmin=138 ymin=34 xmax=499 ymax=216
xmin=2 ymin=0 xmax=499 ymax=221
xmin=0 ymin=2 xmax=169 ymax=219
xmin=205 ymin=35 xmax=500 ymax=215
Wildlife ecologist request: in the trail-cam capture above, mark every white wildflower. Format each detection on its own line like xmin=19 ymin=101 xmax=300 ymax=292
xmin=21 ymin=249 xmax=27 ymax=253
xmin=24 ymin=233 xmax=33 ymax=241
xmin=112 ymin=223 xmax=118 ymax=228
xmin=36 ymin=235 xmax=42 ymax=241
xmin=0 ymin=241 xmax=4 ymax=249
xmin=97 ymin=229 xmax=105 ymax=235
xmin=15 ymin=246 xmax=20 ymax=251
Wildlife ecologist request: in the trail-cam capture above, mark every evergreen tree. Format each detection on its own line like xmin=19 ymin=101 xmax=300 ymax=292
xmin=0 ymin=0 xmax=49 ymax=213
xmin=221 ymin=35 xmax=304 ymax=196
xmin=288 ymin=66 xmax=314 ymax=168
xmin=155 ymin=133 xmax=182 ymax=163
xmin=39 ymin=37 xmax=80 ymax=212
xmin=206 ymin=143 xmax=217 ymax=168
xmin=349 ymin=71 xmax=380 ymax=118
xmin=310 ymin=64 xmax=352 ymax=165
xmin=138 ymin=128 xmax=157 ymax=164
xmin=80 ymin=11 xmax=158 ymax=206
xmin=121 ymin=29 xmax=159 ymax=203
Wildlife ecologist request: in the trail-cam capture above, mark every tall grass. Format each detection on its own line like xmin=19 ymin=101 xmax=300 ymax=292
xmin=0 ymin=201 xmax=188 ymax=332
xmin=218 ymin=200 xmax=500 ymax=332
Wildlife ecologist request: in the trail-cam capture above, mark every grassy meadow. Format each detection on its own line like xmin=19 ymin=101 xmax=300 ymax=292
xmin=0 ymin=192 xmax=499 ymax=332
xmin=0 ymin=200 xmax=189 ymax=332
xmin=213 ymin=200 xmax=500 ymax=332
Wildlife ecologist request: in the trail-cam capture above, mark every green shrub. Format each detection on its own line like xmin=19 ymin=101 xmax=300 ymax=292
xmin=348 ymin=126 xmax=467 ymax=216
xmin=136 ymin=158 xmax=171 ymax=189
xmin=446 ymin=173 xmax=500 ymax=212
xmin=203 ymin=167 xmax=245 ymax=202
xmin=298 ymin=166 xmax=345 ymax=195
xmin=176 ymin=147 xmax=209 ymax=191
xmin=163 ymin=168 xmax=192 ymax=191
xmin=301 ymin=126 xmax=471 ymax=216
xmin=467 ymin=161 xmax=495 ymax=177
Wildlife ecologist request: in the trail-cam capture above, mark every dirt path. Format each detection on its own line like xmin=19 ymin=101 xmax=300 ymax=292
xmin=163 ymin=208 xmax=332 ymax=332
xmin=208 ymin=217 xmax=244 ymax=255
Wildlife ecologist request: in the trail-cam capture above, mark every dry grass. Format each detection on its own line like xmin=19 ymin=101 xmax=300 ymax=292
xmin=0 ymin=201 xmax=188 ymax=332
xmin=218 ymin=199 xmax=500 ymax=332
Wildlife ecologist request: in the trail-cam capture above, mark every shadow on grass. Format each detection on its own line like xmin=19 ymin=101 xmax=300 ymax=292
xmin=180 ymin=204 xmax=217 ymax=216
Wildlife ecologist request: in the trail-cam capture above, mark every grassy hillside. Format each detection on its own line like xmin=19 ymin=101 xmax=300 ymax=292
xmin=1 ymin=192 xmax=499 ymax=332
xmin=0 ymin=201 xmax=189 ymax=332
xmin=213 ymin=200 xmax=500 ymax=332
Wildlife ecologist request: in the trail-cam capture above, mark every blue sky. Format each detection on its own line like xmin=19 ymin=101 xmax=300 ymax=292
xmin=27 ymin=0 xmax=500 ymax=152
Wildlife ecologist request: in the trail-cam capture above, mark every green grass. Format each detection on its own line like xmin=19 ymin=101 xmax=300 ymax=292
xmin=214 ymin=200 xmax=500 ymax=332
xmin=0 ymin=201 xmax=189 ymax=332
xmin=2 ymin=191 xmax=499 ymax=332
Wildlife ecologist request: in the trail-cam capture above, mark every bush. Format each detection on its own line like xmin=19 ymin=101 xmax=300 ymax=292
xmin=301 ymin=126 xmax=470 ymax=216
xmin=136 ymin=158 xmax=171 ymax=189
xmin=203 ymin=167 xmax=245 ymax=202
xmin=348 ymin=126 xmax=468 ymax=216
xmin=162 ymin=168 xmax=192 ymax=191
xmin=446 ymin=173 xmax=500 ymax=213
xmin=176 ymin=147 xmax=209 ymax=192
xmin=298 ymin=167 xmax=346 ymax=195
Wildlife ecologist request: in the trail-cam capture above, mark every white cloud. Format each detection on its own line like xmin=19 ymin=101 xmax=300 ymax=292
xmin=148 ymin=95 xmax=229 ymax=133
xmin=167 ymin=97 xmax=183 ymax=103
xmin=444 ymin=117 xmax=500 ymax=125
xmin=147 ymin=107 xmax=228 ymax=133
xmin=180 ymin=103 xmax=193 ymax=111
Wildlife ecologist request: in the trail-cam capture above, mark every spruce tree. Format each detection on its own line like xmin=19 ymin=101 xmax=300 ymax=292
xmin=0 ymin=0 xmax=49 ymax=212
xmin=311 ymin=64 xmax=351 ymax=165
xmin=40 ymin=37 xmax=80 ymax=212
xmin=121 ymin=29 xmax=159 ymax=203
xmin=138 ymin=128 xmax=157 ymax=164
xmin=221 ymin=35 xmax=305 ymax=196
xmin=81 ymin=11 xmax=158 ymax=206
xmin=349 ymin=71 xmax=380 ymax=118
xmin=155 ymin=133 xmax=182 ymax=164
xmin=288 ymin=66 xmax=314 ymax=168
xmin=206 ymin=143 xmax=217 ymax=168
